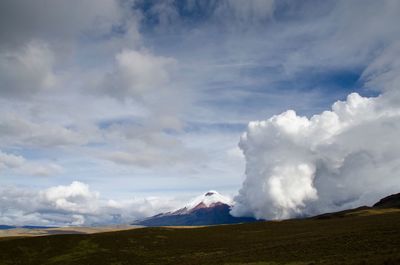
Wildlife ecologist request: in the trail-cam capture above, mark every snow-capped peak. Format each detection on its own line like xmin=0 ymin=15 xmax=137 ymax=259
xmin=185 ymin=190 xmax=233 ymax=210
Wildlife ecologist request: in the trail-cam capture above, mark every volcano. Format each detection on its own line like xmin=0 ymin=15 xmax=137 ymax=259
xmin=132 ymin=191 xmax=257 ymax=226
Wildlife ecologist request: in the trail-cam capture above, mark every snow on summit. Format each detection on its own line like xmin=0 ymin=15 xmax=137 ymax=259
xmin=185 ymin=191 xmax=233 ymax=210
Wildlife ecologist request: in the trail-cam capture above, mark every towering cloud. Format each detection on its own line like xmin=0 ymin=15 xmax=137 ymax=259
xmin=231 ymin=87 xmax=400 ymax=220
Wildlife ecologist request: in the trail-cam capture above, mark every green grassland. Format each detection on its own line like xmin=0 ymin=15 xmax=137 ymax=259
xmin=1 ymin=210 xmax=400 ymax=265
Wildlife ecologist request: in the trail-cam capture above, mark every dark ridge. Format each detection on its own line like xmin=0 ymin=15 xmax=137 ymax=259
xmin=0 ymin=225 xmax=16 ymax=230
xmin=313 ymin=206 xmax=371 ymax=220
xmin=0 ymin=225 xmax=57 ymax=230
xmin=373 ymin=193 xmax=400 ymax=208
xmin=22 ymin=226 xmax=56 ymax=229
xmin=313 ymin=192 xmax=400 ymax=220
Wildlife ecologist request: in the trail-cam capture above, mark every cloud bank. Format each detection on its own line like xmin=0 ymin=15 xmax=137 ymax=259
xmin=231 ymin=84 xmax=400 ymax=219
xmin=0 ymin=181 xmax=180 ymax=226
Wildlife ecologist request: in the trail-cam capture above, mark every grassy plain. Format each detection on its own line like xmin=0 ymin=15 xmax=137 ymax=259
xmin=0 ymin=209 xmax=399 ymax=265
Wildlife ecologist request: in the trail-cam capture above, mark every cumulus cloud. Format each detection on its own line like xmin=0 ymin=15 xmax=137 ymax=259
xmin=39 ymin=181 xmax=100 ymax=214
xmin=231 ymin=89 xmax=400 ymax=220
xmin=0 ymin=181 xmax=180 ymax=226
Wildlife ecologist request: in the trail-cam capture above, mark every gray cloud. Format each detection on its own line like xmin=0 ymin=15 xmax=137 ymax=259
xmin=362 ymin=41 xmax=400 ymax=97
xmin=0 ymin=0 xmax=124 ymax=49
xmin=0 ymin=114 xmax=90 ymax=148
xmin=0 ymin=41 xmax=57 ymax=98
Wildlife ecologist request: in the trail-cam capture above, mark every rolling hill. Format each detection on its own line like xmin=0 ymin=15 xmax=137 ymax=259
xmin=374 ymin=192 xmax=400 ymax=208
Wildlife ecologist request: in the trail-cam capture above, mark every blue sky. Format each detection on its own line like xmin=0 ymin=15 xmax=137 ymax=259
xmin=0 ymin=0 xmax=399 ymax=225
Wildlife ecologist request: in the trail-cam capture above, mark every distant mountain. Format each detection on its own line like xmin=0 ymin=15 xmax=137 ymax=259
xmin=23 ymin=226 xmax=57 ymax=229
xmin=133 ymin=191 xmax=257 ymax=226
xmin=0 ymin=225 xmax=16 ymax=230
xmin=373 ymin=192 xmax=400 ymax=208
xmin=0 ymin=225 xmax=54 ymax=230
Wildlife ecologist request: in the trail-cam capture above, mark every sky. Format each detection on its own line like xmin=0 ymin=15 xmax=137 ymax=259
xmin=1 ymin=0 xmax=400 ymax=226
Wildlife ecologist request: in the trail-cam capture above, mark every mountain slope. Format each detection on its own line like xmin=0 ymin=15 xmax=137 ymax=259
xmin=133 ymin=191 xmax=257 ymax=226
xmin=0 ymin=225 xmax=54 ymax=230
xmin=373 ymin=192 xmax=400 ymax=208
xmin=314 ymin=192 xmax=400 ymax=220
xmin=0 ymin=225 xmax=16 ymax=230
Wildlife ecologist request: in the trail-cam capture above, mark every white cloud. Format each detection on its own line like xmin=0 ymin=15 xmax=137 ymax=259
xmin=226 ymin=146 xmax=244 ymax=159
xmin=0 ymin=150 xmax=62 ymax=177
xmin=39 ymin=181 xmax=100 ymax=214
xmin=231 ymin=90 xmax=400 ymax=220
xmin=0 ymin=181 xmax=181 ymax=226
